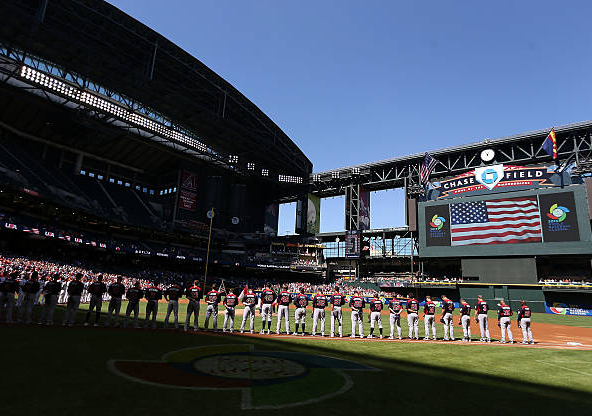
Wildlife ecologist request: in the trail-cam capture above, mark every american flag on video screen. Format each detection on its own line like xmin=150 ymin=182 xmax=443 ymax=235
xmin=450 ymin=197 xmax=542 ymax=246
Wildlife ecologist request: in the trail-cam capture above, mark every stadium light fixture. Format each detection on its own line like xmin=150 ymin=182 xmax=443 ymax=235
xmin=278 ymin=174 xmax=303 ymax=184
xmin=331 ymin=171 xmax=339 ymax=179
xmin=247 ymin=162 xmax=255 ymax=171
xmin=19 ymin=65 xmax=212 ymax=156
xmin=229 ymin=155 xmax=239 ymax=164
xmin=261 ymin=169 xmax=269 ymax=177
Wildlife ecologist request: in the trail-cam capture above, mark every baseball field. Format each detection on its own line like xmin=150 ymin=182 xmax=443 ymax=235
xmin=2 ymin=301 xmax=592 ymax=415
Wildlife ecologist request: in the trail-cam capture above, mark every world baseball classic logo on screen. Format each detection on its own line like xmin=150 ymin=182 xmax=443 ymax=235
xmin=538 ymin=192 xmax=580 ymax=242
xmin=424 ymin=205 xmax=451 ymax=246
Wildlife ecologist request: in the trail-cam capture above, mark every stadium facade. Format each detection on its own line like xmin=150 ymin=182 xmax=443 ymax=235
xmin=0 ymin=0 xmax=591 ymax=313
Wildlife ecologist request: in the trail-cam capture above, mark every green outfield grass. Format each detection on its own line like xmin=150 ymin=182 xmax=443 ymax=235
xmin=1 ymin=302 xmax=591 ymax=415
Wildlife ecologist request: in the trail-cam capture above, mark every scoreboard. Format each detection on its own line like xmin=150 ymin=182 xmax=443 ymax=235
xmin=418 ymin=184 xmax=592 ymax=257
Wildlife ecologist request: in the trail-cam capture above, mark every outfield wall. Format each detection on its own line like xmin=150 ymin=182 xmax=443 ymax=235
xmin=381 ymin=285 xmax=590 ymax=314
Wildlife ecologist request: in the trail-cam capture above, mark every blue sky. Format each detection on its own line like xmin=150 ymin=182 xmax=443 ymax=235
xmin=112 ymin=1 xmax=592 ymax=234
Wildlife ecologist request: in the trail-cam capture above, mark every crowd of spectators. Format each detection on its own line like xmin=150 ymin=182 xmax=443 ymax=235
xmin=538 ymin=278 xmax=592 ymax=287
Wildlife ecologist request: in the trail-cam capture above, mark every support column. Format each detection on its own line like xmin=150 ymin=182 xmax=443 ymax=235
xmin=73 ymin=153 xmax=83 ymax=175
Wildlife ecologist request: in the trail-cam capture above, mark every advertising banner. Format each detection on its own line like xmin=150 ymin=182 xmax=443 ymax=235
xmin=545 ymin=302 xmax=592 ymax=316
xmin=181 ymin=170 xmax=198 ymax=191
xmin=306 ymin=194 xmax=321 ymax=234
xmin=179 ymin=190 xmax=197 ymax=211
xmin=432 ymin=165 xmax=555 ymax=199
xmin=264 ymin=203 xmax=279 ymax=235
xmin=359 ymin=187 xmax=370 ymax=230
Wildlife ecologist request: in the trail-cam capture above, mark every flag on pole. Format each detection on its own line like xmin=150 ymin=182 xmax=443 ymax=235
xmin=542 ymin=128 xmax=558 ymax=160
xmin=420 ymin=152 xmax=439 ymax=184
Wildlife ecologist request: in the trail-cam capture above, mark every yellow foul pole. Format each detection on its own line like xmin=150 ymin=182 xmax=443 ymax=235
xmin=203 ymin=207 xmax=214 ymax=289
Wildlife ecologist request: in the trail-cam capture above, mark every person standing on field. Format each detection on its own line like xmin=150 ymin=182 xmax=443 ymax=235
xmin=163 ymin=283 xmax=182 ymax=329
xmin=276 ymin=285 xmax=291 ymax=335
xmin=367 ymin=293 xmax=384 ymax=339
xmin=517 ymin=300 xmax=534 ymax=344
xmin=475 ymin=295 xmax=491 ymax=343
xmin=311 ymin=290 xmax=327 ymax=337
xmin=259 ymin=284 xmax=276 ymax=335
xmin=0 ymin=271 xmax=19 ymax=323
xmin=18 ymin=271 xmax=40 ymax=324
xmin=329 ymin=286 xmax=345 ymax=338
xmin=423 ymin=295 xmax=437 ymax=341
xmin=497 ymin=299 xmax=514 ymax=343
xmin=62 ymin=273 xmax=84 ymax=326
xmin=293 ymin=288 xmax=308 ymax=336
xmin=184 ymin=280 xmax=202 ymax=331
xmin=240 ymin=287 xmax=257 ymax=334
xmin=349 ymin=291 xmax=365 ymax=338
xmin=223 ymin=288 xmax=238 ymax=333
xmin=441 ymin=295 xmax=455 ymax=341
xmin=204 ymin=284 xmax=222 ymax=331
xmin=106 ymin=276 xmax=125 ymax=327
xmin=406 ymin=293 xmax=419 ymax=340
xmin=124 ymin=281 xmax=142 ymax=328
xmin=459 ymin=298 xmax=472 ymax=342
xmin=143 ymin=284 xmax=162 ymax=329
xmin=84 ymin=275 xmax=107 ymax=327
xmin=388 ymin=297 xmax=403 ymax=339
xmin=38 ymin=274 xmax=61 ymax=325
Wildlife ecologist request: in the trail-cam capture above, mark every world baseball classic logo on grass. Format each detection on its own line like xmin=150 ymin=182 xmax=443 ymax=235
xmin=109 ymin=344 xmax=378 ymax=409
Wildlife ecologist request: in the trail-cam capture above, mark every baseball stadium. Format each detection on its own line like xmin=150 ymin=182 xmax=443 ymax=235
xmin=0 ymin=1 xmax=591 ymax=415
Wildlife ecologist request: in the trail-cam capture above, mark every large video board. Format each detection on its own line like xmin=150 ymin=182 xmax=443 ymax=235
xmin=418 ymin=184 xmax=592 ymax=257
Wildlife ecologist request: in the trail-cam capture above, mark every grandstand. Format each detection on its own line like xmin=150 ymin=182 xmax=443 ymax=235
xmin=0 ymin=0 xmax=326 ymax=280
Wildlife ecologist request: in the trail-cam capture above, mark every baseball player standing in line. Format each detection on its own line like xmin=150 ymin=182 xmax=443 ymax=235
xmin=497 ymin=299 xmax=514 ymax=343
xmin=406 ymin=292 xmax=420 ymax=340
xmin=57 ymin=277 xmax=68 ymax=305
xmin=84 ymin=275 xmax=107 ymax=326
xmin=459 ymin=298 xmax=472 ymax=342
xmin=123 ymin=281 xmax=142 ymax=328
xmin=0 ymin=271 xmax=19 ymax=323
xmin=106 ymin=276 xmax=125 ymax=327
xmin=475 ymin=295 xmax=491 ymax=342
xmin=184 ymin=280 xmax=202 ymax=331
xmin=222 ymin=288 xmax=238 ymax=333
xmin=204 ymin=284 xmax=222 ymax=331
xmin=163 ymin=282 xmax=182 ymax=329
xmin=62 ymin=273 xmax=84 ymax=326
xmin=259 ymin=284 xmax=276 ymax=335
xmin=349 ymin=291 xmax=365 ymax=338
xmin=367 ymin=293 xmax=384 ymax=339
xmin=293 ymin=288 xmax=308 ymax=335
xmin=239 ymin=287 xmax=257 ymax=333
xmin=423 ymin=295 xmax=437 ymax=340
xmin=17 ymin=271 xmax=40 ymax=324
xmin=441 ymin=295 xmax=455 ymax=341
xmin=329 ymin=286 xmax=345 ymax=337
xmin=276 ymin=285 xmax=291 ymax=335
xmin=311 ymin=289 xmax=327 ymax=337
xmin=143 ymin=284 xmax=162 ymax=329
xmin=38 ymin=274 xmax=61 ymax=325
xmin=388 ymin=296 xmax=403 ymax=339
xmin=517 ymin=300 xmax=534 ymax=344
